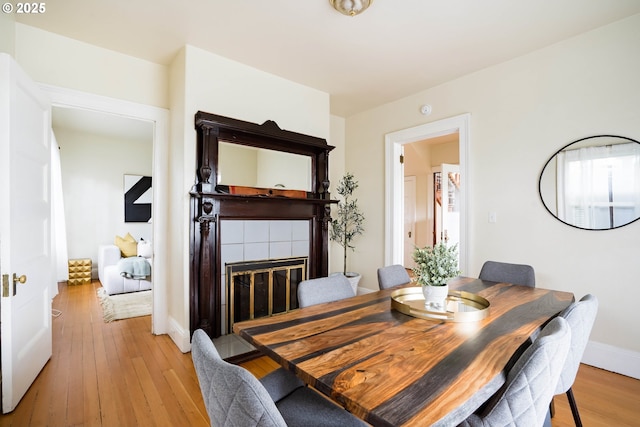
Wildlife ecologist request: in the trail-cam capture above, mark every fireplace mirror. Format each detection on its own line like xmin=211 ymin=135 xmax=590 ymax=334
xmin=539 ymin=135 xmax=640 ymax=230
xmin=218 ymin=141 xmax=312 ymax=191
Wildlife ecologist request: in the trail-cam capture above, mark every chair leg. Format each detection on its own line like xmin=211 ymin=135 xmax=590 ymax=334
xmin=566 ymin=387 xmax=583 ymax=427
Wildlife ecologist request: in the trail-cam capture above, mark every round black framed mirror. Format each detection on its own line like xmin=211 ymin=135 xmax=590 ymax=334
xmin=539 ymin=135 xmax=640 ymax=230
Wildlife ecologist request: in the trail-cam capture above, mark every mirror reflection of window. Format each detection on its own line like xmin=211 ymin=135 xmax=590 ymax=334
xmin=557 ymin=142 xmax=640 ymax=229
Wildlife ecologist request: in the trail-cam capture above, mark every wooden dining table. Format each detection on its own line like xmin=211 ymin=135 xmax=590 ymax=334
xmin=233 ymin=276 xmax=574 ymax=427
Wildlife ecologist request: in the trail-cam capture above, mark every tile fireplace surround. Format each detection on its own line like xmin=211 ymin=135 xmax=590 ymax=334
xmin=220 ymin=219 xmax=310 ymax=334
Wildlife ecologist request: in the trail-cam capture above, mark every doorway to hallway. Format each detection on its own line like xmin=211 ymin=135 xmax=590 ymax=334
xmin=384 ymin=113 xmax=470 ymax=273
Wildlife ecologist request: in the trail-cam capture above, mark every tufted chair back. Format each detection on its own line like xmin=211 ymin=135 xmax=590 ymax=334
xmin=479 ymin=260 xmax=536 ymax=287
xmin=297 ymin=275 xmax=355 ymax=308
xmin=458 ymin=316 xmax=571 ymax=427
xmin=377 ymin=264 xmax=411 ymax=290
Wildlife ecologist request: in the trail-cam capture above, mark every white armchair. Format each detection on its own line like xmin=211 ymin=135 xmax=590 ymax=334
xmin=98 ymin=243 xmax=152 ymax=295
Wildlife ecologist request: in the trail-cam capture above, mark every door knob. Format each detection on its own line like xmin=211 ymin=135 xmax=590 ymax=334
xmin=13 ymin=273 xmax=27 ymax=284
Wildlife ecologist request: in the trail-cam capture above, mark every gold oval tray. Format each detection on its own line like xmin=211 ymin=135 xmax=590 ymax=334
xmin=390 ymin=287 xmax=490 ymax=322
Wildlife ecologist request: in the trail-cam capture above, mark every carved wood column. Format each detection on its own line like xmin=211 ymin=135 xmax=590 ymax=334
xmin=193 ymin=198 xmax=218 ymax=337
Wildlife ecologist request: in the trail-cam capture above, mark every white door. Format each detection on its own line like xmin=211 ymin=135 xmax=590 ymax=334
xmin=0 ymin=53 xmax=53 ymax=413
xmin=438 ymin=164 xmax=461 ymax=264
xmin=403 ymin=176 xmax=416 ymax=267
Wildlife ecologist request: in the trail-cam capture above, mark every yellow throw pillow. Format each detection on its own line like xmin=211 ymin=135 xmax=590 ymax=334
xmin=115 ymin=234 xmax=138 ymax=257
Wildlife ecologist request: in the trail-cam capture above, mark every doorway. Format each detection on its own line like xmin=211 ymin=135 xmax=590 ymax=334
xmin=404 ymin=134 xmax=460 ymax=248
xmin=384 ymin=113 xmax=470 ymax=273
xmin=52 ymin=106 xmax=154 ymax=276
xmin=403 ymin=176 xmax=416 ymax=267
xmin=41 ymin=84 xmax=169 ymax=335
xmin=431 ymin=163 xmax=461 ymax=266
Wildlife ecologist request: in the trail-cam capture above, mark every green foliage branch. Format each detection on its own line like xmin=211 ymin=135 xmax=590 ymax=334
xmin=330 ymin=172 xmax=365 ymax=275
xmin=412 ymin=242 xmax=461 ymax=286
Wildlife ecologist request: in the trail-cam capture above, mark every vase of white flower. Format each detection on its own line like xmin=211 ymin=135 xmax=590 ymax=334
xmin=412 ymin=242 xmax=461 ymax=311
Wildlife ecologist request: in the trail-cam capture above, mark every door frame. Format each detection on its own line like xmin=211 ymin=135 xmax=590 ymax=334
xmin=40 ymin=84 xmax=169 ymax=335
xmin=384 ymin=113 xmax=470 ymax=274
xmin=403 ymin=175 xmax=417 ymax=268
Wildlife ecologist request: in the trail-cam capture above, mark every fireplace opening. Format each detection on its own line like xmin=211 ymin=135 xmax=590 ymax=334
xmin=226 ymin=256 xmax=307 ymax=333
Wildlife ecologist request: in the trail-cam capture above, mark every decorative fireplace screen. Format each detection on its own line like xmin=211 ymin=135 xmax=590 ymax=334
xmin=226 ymin=257 xmax=307 ymax=333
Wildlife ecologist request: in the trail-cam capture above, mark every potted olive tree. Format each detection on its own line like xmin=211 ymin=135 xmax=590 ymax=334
xmin=330 ymin=172 xmax=365 ymax=294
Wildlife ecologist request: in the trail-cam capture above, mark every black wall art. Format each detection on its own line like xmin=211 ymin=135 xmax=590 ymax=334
xmin=124 ymin=174 xmax=152 ymax=222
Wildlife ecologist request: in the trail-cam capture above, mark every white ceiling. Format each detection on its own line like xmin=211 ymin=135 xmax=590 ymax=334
xmin=52 ymin=107 xmax=154 ymax=142
xmin=17 ymin=0 xmax=640 ymax=117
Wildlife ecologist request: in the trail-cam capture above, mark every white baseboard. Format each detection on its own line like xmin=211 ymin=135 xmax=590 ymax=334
xmin=357 ymin=286 xmax=376 ymax=295
xmin=167 ymin=316 xmax=191 ymax=353
xmin=582 ymin=340 xmax=640 ymax=380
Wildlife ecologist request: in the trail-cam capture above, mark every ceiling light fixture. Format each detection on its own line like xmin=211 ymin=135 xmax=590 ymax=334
xmin=329 ymin=0 xmax=373 ymax=17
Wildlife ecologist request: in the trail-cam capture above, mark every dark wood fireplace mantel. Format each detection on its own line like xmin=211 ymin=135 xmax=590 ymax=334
xmin=190 ymin=112 xmax=336 ymax=338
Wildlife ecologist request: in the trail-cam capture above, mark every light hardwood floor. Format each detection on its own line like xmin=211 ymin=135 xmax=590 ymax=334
xmin=1 ymin=281 xmax=639 ymax=426
xmin=0 ymin=281 xmax=208 ymax=427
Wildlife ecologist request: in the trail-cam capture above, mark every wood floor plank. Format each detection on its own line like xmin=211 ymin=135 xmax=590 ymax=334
xmin=131 ymin=333 xmax=196 ymax=427
xmin=162 ymin=369 xmax=209 ymax=427
xmin=65 ymin=321 xmax=85 ymax=427
xmin=131 ymin=357 xmax=174 ymax=427
xmin=551 ymin=364 xmax=640 ymax=427
xmin=102 ymin=320 xmax=138 ymax=427
xmin=90 ymin=317 xmax=119 ymax=427
xmin=111 ymin=319 xmax=154 ymax=426
xmin=81 ymin=322 xmax=101 ymax=426
xmin=27 ymin=357 xmax=55 ymax=427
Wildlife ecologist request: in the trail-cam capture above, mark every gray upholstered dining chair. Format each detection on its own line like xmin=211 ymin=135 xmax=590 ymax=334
xmin=478 ymin=260 xmax=536 ymax=287
xmin=377 ymin=264 xmax=411 ymax=290
xmin=297 ymin=274 xmax=356 ymax=308
xmin=191 ymin=329 xmax=366 ymax=427
xmin=552 ymin=294 xmax=598 ymax=427
xmin=457 ymin=316 xmax=571 ymax=427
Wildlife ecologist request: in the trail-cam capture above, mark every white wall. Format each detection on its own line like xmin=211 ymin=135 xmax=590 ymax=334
xmin=14 ymin=24 xmax=168 ymax=109
xmin=329 ymin=115 xmax=346 ymax=275
xmin=0 ymin=13 xmax=15 ymax=56
xmin=165 ymin=45 xmax=331 ymax=351
xmin=55 ymin=126 xmax=153 ymax=275
xmin=167 ymin=47 xmax=187 ymax=348
xmin=345 ymin=14 xmax=640 ymax=376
